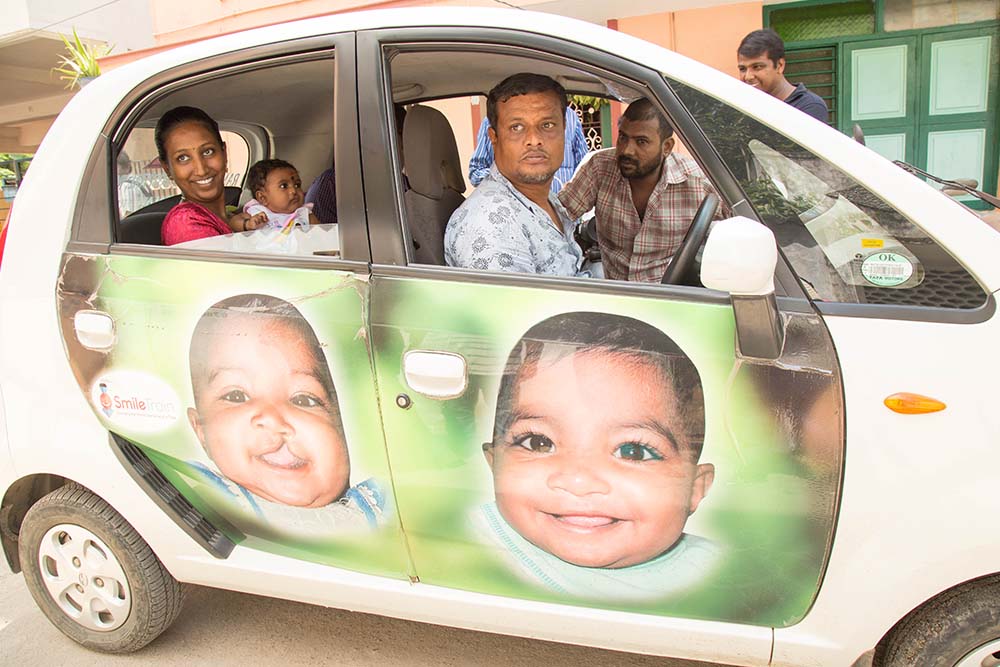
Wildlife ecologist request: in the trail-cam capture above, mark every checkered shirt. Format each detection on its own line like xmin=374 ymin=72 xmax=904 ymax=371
xmin=559 ymin=149 xmax=716 ymax=282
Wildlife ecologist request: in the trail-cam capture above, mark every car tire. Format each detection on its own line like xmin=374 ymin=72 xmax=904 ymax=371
xmin=874 ymin=574 xmax=1000 ymax=667
xmin=17 ymin=483 xmax=184 ymax=652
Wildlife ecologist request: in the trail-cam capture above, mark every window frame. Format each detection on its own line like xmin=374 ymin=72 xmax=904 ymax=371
xmin=69 ymin=32 xmax=370 ymax=268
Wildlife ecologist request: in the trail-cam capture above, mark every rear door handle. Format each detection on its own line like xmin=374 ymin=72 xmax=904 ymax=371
xmin=403 ymin=350 xmax=467 ymax=399
xmin=74 ymin=310 xmax=116 ymax=351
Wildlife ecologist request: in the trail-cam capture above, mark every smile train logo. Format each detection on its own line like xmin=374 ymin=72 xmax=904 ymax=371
xmin=90 ymin=371 xmax=180 ymax=434
xmin=98 ymin=382 xmax=114 ymax=417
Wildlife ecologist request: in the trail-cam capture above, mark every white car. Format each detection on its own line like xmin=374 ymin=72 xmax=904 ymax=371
xmin=1 ymin=9 xmax=998 ymax=667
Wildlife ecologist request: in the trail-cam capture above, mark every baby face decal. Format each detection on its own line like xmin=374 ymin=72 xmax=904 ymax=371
xmin=487 ymin=350 xmax=713 ymax=568
xmin=188 ymin=310 xmax=349 ymax=508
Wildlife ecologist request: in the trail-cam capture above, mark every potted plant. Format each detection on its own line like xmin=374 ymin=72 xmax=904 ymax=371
xmin=52 ymin=29 xmax=112 ymax=89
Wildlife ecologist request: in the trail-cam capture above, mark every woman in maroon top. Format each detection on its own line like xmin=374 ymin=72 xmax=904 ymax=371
xmin=156 ymin=106 xmax=264 ymax=245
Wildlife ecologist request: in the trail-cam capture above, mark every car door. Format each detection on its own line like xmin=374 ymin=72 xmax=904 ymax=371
xmin=356 ymin=28 xmax=845 ymax=663
xmin=55 ymin=38 xmax=410 ymax=580
xmin=670 ymin=76 xmax=1000 ymax=665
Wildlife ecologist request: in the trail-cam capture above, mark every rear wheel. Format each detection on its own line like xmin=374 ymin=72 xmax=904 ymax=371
xmin=18 ymin=484 xmax=184 ymax=652
xmin=875 ymin=574 xmax=1000 ymax=667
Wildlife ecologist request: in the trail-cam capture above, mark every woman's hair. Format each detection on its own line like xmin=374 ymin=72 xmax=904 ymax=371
xmin=155 ymin=106 xmax=224 ymax=162
xmin=246 ymin=158 xmax=297 ymax=196
xmin=492 ymin=312 xmax=705 ymax=460
xmin=189 ymin=293 xmax=342 ymax=424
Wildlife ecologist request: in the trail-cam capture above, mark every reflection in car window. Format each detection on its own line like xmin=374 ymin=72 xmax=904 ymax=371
xmin=669 ymin=79 xmax=988 ymax=309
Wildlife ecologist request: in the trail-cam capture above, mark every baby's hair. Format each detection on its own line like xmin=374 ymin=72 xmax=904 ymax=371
xmin=189 ymin=293 xmax=342 ymax=424
xmin=247 ymin=159 xmax=298 ymax=197
xmin=493 ymin=312 xmax=705 ymax=461
xmin=154 ymin=106 xmax=224 ymax=163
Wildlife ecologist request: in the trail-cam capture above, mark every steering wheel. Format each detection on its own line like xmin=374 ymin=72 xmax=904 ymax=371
xmin=660 ymin=192 xmax=720 ymax=286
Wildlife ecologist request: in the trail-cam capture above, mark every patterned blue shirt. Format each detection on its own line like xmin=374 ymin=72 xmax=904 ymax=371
xmin=445 ymin=164 xmax=584 ymax=276
xmin=468 ymin=107 xmax=589 ymax=193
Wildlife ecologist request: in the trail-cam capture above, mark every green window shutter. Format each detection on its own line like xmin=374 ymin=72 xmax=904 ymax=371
xmin=785 ymin=47 xmax=838 ymax=125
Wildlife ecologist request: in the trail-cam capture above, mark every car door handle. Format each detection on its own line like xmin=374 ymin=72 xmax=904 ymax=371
xmin=73 ymin=310 xmax=116 ymax=351
xmin=402 ymin=350 xmax=467 ymax=399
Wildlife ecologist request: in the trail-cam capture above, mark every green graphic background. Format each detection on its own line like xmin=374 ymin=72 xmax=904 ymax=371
xmin=58 ymin=254 xmax=409 ymax=579
xmin=370 ymin=276 xmax=836 ymax=627
xmin=59 ymin=254 xmax=839 ymax=627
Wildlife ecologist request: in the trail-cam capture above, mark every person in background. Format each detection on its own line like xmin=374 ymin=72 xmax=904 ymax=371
xmin=737 ymin=29 xmax=829 ymax=123
xmin=469 ymin=104 xmax=588 ymax=193
xmin=559 ymin=98 xmax=716 ymax=283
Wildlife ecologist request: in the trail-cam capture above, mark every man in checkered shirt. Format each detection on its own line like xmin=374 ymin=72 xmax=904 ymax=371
xmin=558 ymin=98 xmax=717 ymax=283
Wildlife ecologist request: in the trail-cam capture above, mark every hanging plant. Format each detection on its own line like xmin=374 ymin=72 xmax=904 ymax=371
xmin=52 ymin=29 xmax=112 ymax=89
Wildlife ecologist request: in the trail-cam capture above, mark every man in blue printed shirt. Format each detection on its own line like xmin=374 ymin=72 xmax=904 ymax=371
xmin=468 ymin=104 xmax=588 ymax=193
xmin=445 ymin=73 xmax=585 ymax=276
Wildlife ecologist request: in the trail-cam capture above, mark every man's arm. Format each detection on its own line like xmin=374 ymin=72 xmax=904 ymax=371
xmin=468 ymin=118 xmax=493 ymax=186
xmin=557 ymin=151 xmax=600 ymax=219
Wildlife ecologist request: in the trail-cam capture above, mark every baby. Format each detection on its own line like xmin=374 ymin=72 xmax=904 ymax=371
xmin=243 ymin=159 xmax=319 ymax=231
xmin=475 ymin=311 xmax=718 ymax=601
xmin=186 ymin=294 xmax=382 ymax=530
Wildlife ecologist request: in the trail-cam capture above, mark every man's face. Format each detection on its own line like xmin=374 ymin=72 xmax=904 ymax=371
xmin=737 ymin=53 xmax=786 ymax=98
xmin=489 ymin=90 xmax=565 ymax=190
xmin=616 ymin=117 xmax=673 ymax=180
xmin=486 ymin=350 xmax=714 ymax=569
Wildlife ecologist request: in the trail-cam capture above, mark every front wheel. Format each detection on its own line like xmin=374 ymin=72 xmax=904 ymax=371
xmin=875 ymin=574 xmax=1000 ymax=667
xmin=18 ymin=484 xmax=184 ymax=652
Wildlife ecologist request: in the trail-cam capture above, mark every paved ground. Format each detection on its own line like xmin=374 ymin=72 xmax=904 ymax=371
xmin=1 ymin=565 xmax=720 ymax=667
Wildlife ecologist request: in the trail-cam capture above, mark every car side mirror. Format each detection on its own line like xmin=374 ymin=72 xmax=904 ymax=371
xmin=701 ymin=217 xmax=784 ymax=360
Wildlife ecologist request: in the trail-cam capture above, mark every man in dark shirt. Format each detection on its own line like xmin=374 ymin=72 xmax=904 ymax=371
xmin=737 ymin=29 xmax=829 ymax=123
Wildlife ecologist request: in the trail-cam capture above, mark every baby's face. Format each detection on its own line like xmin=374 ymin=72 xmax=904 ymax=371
xmin=487 ymin=350 xmax=713 ymax=569
xmin=189 ymin=314 xmax=349 ymax=508
xmin=257 ymin=166 xmax=305 ymax=214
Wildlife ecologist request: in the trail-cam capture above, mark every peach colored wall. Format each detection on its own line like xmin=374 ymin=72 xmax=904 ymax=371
xmin=616 ymin=13 xmax=676 ymax=50
xmin=149 ymin=0 xmax=493 ymax=45
xmin=614 ymin=3 xmax=761 ymax=79
xmin=673 ymin=3 xmax=763 ymax=79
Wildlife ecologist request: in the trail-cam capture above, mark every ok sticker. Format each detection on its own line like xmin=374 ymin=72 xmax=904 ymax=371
xmin=860 ymin=252 xmax=914 ymax=287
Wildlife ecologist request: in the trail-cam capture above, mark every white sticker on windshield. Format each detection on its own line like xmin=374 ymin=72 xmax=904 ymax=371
xmin=860 ymin=252 xmax=914 ymax=287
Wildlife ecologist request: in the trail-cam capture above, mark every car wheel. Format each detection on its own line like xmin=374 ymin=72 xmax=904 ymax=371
xmin=18 ymin=484 xmax=184 ymax=652
xmin=875 ymin=574 xmax=1000 ymax=667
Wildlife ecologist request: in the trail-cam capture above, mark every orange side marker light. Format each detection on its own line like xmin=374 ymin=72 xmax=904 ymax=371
xmin=884 ymin=392 xmax=946 ymax=414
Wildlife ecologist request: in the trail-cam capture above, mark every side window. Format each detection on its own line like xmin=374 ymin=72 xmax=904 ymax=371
xmin=670 ymin=79 xmax=989 ymax=310
xmin=384 ymin=47 xmax=725 ymax=286
xmin=113 ymin=57 xmax=339 ymax=256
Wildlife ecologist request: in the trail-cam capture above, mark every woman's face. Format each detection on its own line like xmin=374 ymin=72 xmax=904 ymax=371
xmin=162 ymin=120 xmax=227 ymax=209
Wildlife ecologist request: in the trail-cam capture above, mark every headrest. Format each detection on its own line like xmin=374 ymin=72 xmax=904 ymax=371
xmin=402 ymin=105 xmax=466 ymax=198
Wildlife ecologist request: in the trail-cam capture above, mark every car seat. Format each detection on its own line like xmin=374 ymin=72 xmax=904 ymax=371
xmin=402 ymin=105 xmax=466 ymax=265
xmin=117 ymin=187 xmax=243 ymax=245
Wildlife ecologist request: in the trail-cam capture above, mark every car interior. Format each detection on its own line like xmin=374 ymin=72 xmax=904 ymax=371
xmin=113 ymin=47 xmax=645 ymax=265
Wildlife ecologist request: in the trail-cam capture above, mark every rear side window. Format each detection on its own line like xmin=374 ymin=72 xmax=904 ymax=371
xmin=670 ymin=79 xmax=989 ymax=310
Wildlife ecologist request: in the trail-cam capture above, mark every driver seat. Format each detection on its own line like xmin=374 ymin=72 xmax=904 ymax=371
xmin=402 ymin=105 xmax=466 ymax=265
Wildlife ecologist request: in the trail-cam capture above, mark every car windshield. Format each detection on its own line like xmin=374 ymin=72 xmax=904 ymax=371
xmin=669 ymin=78 xmax=989 ymax=309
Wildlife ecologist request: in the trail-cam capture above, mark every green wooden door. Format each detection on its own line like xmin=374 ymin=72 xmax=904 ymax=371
xmin=917 ymin=27 xmax=999 ymax=207
xmin=844 ymin=36 xmax=918 ymax=163
xmin=845 ymin=26 xmax=999 ymax=203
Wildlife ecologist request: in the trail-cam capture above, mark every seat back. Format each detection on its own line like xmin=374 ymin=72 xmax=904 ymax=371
xmin=402 ymin=105 xmax=466 ymax=265
xmin=116 ymin=187 xmax=242 ymax=245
